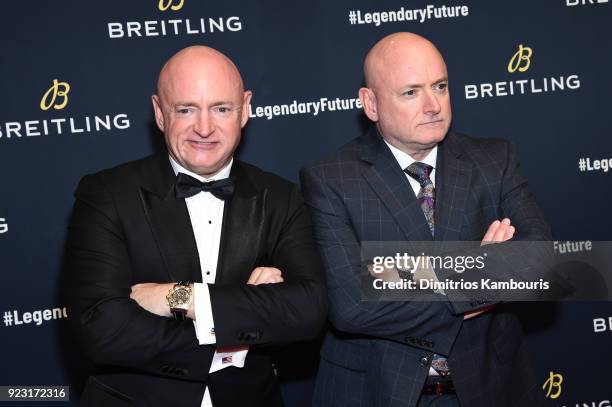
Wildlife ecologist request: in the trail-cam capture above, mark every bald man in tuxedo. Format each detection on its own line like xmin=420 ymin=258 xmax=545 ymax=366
xmin=65 ymin=45 xmax=326 ymax=407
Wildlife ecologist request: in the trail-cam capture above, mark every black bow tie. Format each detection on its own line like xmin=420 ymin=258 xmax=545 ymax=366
xmin=175 ymin=172 xmax=235 ymax=200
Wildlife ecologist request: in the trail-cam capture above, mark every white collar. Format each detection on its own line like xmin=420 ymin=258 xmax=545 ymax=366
xmin=383 ymin=140 xmax=438 ymax=171
xmin=169 ymin=155 xmax=233 ymax=182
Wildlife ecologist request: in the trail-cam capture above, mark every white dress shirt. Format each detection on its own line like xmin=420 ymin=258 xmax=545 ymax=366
xmin=383 ymin=140 xmax=438 ymax=192
xmin=169 ymin=156 xmax=249 ymax=407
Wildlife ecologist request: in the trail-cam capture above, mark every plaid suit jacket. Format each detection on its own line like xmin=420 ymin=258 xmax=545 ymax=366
xmin=300 ymin=128 xmax=552 ymax=407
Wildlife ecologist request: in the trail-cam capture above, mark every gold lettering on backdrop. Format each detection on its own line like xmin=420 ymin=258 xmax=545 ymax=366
xmin=40 ymin=79 xmax=70 ymax=111
xmin=158 ymin=0 xmax=184 ymax=11
xmin=542 ymin=371 xmax=563 ymax=399
xmin=507 ymin=44 xmax=532 ymax=73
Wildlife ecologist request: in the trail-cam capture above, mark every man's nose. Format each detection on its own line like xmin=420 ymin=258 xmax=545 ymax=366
xmin=194 ymin=111 xmax=214 ymax=136
xmin=422 ymin=91 xmax=441 ymax=116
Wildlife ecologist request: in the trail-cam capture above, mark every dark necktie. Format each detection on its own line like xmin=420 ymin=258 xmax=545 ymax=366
xmin=174 ymin=172 xmax=235 ymax=200
xmin=404 ymin=162 xmax=450 ymax=376
xmin=404 ymin=162 xmax=435 ymax=236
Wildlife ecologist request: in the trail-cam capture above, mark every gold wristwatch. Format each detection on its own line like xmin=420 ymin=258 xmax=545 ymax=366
xmin=166 ymin=281 xmax=193 ymax=321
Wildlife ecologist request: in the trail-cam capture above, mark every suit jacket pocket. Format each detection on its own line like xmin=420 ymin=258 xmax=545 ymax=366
xmin=80 ymin=376 xmax=135 ymax=407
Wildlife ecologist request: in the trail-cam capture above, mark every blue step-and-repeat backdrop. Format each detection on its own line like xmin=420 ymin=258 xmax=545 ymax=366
xmin=1 ymin=1 xmax=611 ymax=405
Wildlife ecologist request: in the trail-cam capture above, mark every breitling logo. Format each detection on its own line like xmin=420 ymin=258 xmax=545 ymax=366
xmin=542 ymin=371 xmax=563 ymax=399
xmin=507 ymin=44 xmax=532 ymax=73
xmin=464 ymin=44 xmax=581 ymax=99
xmin=40 ymin=79 xmax=70 ymax=111
xmin=158 ymin=0 xmax=184 ymax=11
xmin=593 ymin=316 xmax=612 ymax=332
xmin=0 ymin=80 xmax=131 ymax=142
xmin=566 ymin=0 xmax=610 ymax=6
xmin=107 ymin=0 xmax=242 ymax=39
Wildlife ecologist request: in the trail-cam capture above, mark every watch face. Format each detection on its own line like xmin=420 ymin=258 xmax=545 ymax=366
xmin=171 ymin=287 xmax=191 ymax=306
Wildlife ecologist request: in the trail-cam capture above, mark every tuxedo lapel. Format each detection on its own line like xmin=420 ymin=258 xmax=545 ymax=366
xmin=360 ymin=129 xmax=433 ymax=241
xmin=434 ymin=132 xmax=472 ymax=241
xmin=138 ymin=154 xmax=202 ymax=283
xmin=215 ymin=161 xmax=264 ymax=285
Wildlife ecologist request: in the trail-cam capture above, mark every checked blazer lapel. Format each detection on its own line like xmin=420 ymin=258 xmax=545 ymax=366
xmin=360 ymin=128 xmax=434 ymax=242
xmin=215 ymin=161 xmax=264 ymax=285
xmin=433 ymin=132 xmax=473 ymax=242
xmin=138 ymin=154 xmax=202 ymax=283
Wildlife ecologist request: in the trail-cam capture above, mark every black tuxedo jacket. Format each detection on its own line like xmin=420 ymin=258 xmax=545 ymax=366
xmin=300 ymin=129 xmax=552 ymax=407
xmin=65 ymin=153 xmax=327 ymax=406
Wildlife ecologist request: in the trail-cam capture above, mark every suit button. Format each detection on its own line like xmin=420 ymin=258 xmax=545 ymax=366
xmin=419 ymin=356 xmax=430 ymax=367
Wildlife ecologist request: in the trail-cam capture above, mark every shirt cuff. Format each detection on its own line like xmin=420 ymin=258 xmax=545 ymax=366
xmin=193 ymin=283 xmax=216 ymax=345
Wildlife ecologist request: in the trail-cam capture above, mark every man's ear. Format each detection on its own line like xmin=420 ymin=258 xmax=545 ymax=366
xmin=359 ymin=87 xmax=378 ymax=122
xmin=241 ymin=90 xmax=253 ymax=128
xmin=151 ymin=95 xmax=165 ymax=131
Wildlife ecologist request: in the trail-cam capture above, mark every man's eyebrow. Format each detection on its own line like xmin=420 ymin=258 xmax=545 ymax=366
xmin=173 ymin=100 xmax=237 ymax=107
xmin=173 ymin=101 xmax=198 ymax=107
xmin=210 ymin=100 xmax=237 ymax=106
xmin=402 ymin=77 xmax=449 ymax=89
xmin=401 ymin=82 xmax=425 ymax=89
